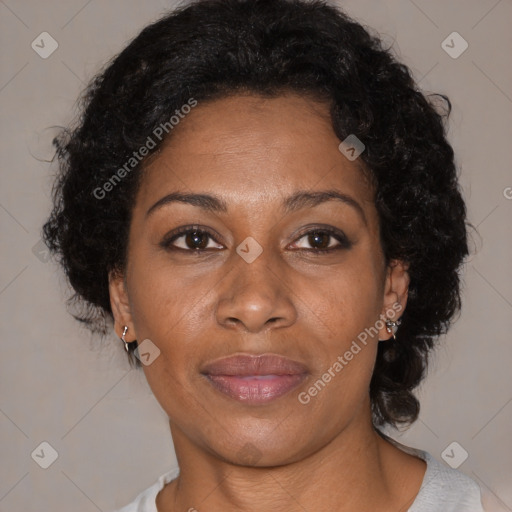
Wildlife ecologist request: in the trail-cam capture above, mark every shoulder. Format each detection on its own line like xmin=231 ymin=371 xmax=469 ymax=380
xmin=408 ymin=450 xmax=485 ymax=512
xmin=378 ymin=432 xmax=485 ymax=512
xmin=110 ymin=467 xmax=180 ymax=512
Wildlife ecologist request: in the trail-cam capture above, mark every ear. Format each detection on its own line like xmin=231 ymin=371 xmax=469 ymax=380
xmin=378 ymin=259 xmax=410 ymax=341
xmin=108 ymin=270 xmax=136 ymax=341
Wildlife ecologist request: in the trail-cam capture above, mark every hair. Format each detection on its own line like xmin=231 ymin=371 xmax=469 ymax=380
xmin=42 ymin=0 xmax=471 ymax=429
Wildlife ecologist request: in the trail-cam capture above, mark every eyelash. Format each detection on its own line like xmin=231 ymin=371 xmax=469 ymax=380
xmin=160 ymin=225 xmax=352 ymax=255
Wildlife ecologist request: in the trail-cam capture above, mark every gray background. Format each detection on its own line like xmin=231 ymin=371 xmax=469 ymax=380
xmin=1 ymin=0 xmax=511 ymax=510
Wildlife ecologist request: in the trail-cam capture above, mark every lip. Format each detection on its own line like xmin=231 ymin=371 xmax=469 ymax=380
xmin=201 ymin=354 xmax=309 ymax=404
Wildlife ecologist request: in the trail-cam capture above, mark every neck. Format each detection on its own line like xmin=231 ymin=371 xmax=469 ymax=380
xmin=157 ymin=406 xmax=423 ymax=512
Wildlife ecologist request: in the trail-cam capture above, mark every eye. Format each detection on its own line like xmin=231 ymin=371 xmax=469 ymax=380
xmin=160 ymin=225 xmax=351 ymax=254
xmin=290 ymin=227 xmax=352 ymax=254
xmin=160 ymin=226 xmax=224 ymax=252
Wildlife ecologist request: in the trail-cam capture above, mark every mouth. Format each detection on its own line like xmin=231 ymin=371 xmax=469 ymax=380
xmin=201 ymin=353 xmax=309 ymax=404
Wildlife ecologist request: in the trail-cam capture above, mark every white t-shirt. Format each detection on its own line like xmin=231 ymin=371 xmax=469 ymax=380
xmin=112 ymin=446 xmax=485 ymax=512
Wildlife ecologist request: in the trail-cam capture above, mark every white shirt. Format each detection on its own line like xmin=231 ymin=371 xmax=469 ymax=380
xmin=111 ymin=446 xmax=485 ymax=512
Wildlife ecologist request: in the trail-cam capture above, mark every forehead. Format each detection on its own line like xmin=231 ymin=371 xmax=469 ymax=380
xmin=136 ymin=93 xmax=375 ymax=214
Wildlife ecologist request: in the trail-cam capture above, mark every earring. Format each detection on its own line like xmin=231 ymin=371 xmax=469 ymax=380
xmin=385 ymin=317 xmax=402 ymax=341
xmin=121 ymin=325 xmax=131 ymax=352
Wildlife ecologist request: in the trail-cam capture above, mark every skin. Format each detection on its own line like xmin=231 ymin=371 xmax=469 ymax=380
xmin=109 ymin=93 xmax=426 ymax=512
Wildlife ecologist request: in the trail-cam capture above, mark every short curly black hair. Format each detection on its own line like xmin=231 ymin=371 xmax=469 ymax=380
xmin=43 ymin=0 xmax=470 ymax=429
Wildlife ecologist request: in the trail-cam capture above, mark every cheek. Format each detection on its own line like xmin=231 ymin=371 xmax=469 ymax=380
xmin=295 ymin=254 xmax=383 ymax=391
xmin=128 ymin=265 xmax=208 ymax=414
xmin=127 ymin=252 xmax=205 ymax=339
xmin=300 ymin=293 xmax=379 ymax=420
xmin=126 ymin=256 xmax=217 ymax=391
xmin=303 ymin=259 xmax=383 ymax=340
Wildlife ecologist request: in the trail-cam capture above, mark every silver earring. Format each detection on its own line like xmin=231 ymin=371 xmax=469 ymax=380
xmin=385 ymin=318 xmax=402 ymax=340
xmin=121 ymin=325 xmax=130 ymax=352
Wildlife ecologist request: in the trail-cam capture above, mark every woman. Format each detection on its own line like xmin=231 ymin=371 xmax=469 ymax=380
xmin=42 ymin=0 xmax=485 ymax=510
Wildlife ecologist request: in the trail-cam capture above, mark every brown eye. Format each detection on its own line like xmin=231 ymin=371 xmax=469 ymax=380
xmin=182 ymin=231 xmax=210 ymax=250
xmin=160 ymin=227 xmax=224 ymax=252
xmin=306 ymin=231 xmax=332 ymax=250
xmin=291 ymin=227 xmax=352 ymax=254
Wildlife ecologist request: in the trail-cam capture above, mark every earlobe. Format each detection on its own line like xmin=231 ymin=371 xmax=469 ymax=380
xmin=108 ymin=270 xmax=136 ymax=340
xmin=378 ymin=259 xmax=410 ymax=340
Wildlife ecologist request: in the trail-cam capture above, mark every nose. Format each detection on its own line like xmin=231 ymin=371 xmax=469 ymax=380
xmin=215 ymin=253 xmax=297 ymax=333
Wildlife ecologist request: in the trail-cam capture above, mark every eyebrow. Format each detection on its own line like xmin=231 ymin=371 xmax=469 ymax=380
xmin=146 ymin=189 xmax=367 ymax=224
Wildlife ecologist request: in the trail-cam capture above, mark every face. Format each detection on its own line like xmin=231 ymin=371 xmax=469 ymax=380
xmin=109 ymin=93 xmax=409 ymax=466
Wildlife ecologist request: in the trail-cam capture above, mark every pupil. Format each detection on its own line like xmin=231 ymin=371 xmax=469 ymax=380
xmin=309 ymin=232 xmax=328 ymax=249
xmin=186 ymin=231 xmax=207 ymax=249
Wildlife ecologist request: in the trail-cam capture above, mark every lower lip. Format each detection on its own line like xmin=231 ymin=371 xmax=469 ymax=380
xmin=205 ymin=374 xmax=307 ymax=404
